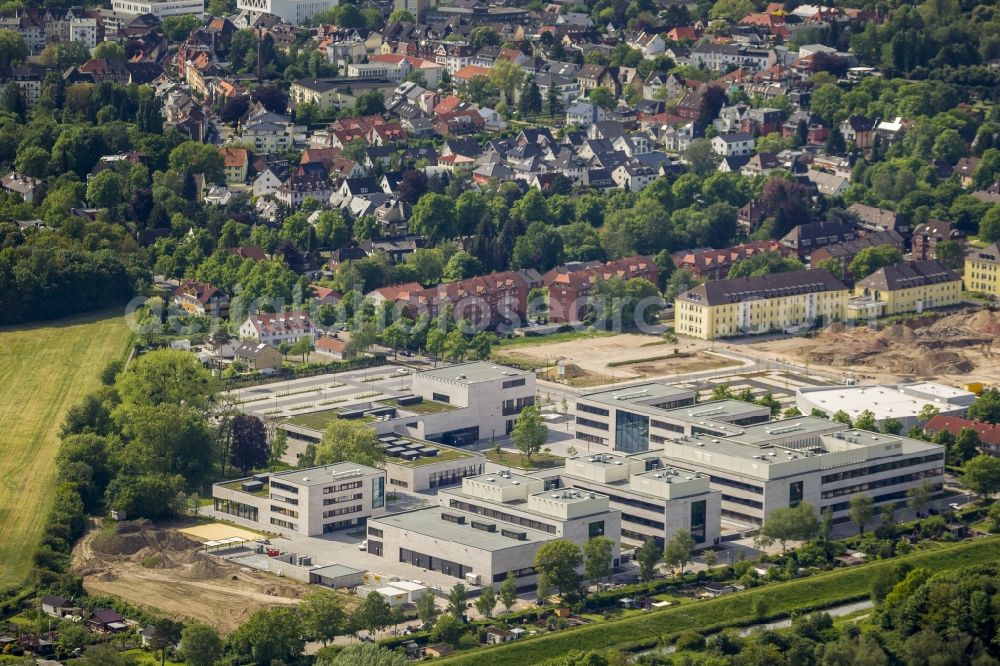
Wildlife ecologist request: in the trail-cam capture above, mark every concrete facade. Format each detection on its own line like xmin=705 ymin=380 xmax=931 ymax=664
xmin=212 ymin=463 xmax=386 ymax=537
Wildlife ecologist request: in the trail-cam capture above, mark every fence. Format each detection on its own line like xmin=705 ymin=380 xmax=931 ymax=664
xmin=223 ymin=355 xmax=388 ymax=389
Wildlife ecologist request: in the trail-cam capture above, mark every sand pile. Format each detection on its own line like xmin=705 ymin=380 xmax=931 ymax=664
xmin=800 ymin=308 xmax=997 ymax=376
xmin=92 ymin=521 xmax=201 ymax=559
xmin=179 ymin=556 xmax=229 ymax=580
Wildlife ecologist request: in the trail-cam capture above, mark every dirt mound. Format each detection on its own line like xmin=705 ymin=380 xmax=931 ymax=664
xmin=92 ymin=522 xmax=201 ymax=558
xmin=180 ymin=556 xmax=229 ymax=580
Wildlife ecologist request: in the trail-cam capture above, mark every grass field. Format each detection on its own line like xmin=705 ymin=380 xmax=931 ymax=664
xmin=436 ymin=536 xmax=1000 ymax=665
xmin=0 ymin=311 xmax=131 ymax=592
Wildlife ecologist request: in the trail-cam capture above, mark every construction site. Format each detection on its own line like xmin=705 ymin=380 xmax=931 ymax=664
xmin=72 ymin=520 xmax=355 ymax=634
xmin=747 ymin=308 xmax=1000 ymax=386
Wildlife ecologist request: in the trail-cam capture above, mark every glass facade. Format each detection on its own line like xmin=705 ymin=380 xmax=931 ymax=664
xmin=399 ymin=548 xmax=471 ymax=579
xmin=690 ymin=499 xmax=707 ymax=544
xmin=615 ymin=410 xmax=649 ymax=454
xmin=372 ymin=477 xmax=385 ymax=509
xmin=588 ymin=520 xmax=605 ymax=539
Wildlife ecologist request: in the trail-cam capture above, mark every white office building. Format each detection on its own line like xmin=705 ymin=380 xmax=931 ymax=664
xmin=236 ymin=0 xmax=337 ymax=25
xmin=212 ymin=463 xmax=386 ymax=536
xmin=547 ymin=452 xmax=722 ymax=548
xmin=367 ymin=471 xmax=621 ymax=588
xmin=111 ymin=0 xmax=205 ymax=16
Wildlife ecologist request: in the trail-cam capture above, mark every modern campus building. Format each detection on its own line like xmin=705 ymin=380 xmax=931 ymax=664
xmin=379 ymin=435 xmax=486 ymax=492
xmin=111 ymin=0 xmax=204 ymax=16
xmin=236 ymin=0 xmax=336 ymax=25
xmin=544 ymin=452 xmax=722 ymax=548
xmin=795 ymin=382 xmax=976 ymax=430
xmin=846 ymin=260 xmax=962 ymax=320
xmin=655 ymin=423 xmax=945 ymax=526
xmin=573 ymin=383 xmax=770 ymax=452
xmin=572 ymin=381 xmax=947 ymax=528
xmin=964 ymin=242 xmax=1000 ymax=298
xmin=212 ymin=463 xmax=386 ymax=537
xmin=281 ymin=362 xmax=537 ymax=448
xmin=366 ymin=472 xmax=622 ymax=588
xmin=674 ymin=269 xmax=849 ymax=340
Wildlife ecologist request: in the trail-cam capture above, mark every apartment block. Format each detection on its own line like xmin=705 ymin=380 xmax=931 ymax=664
xmin=674 ymin=269 xmax=848 ymax=340
xmin=112 ymin=0 xmax=204 ymax=16
xmin=212 ymin=463 xmax=386 ymax=536
xmin=543 ymin=256 xmax=659 ymax=323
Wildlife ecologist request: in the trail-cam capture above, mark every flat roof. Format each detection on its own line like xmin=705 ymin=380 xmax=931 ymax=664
xmin=582 ymin=383 xmax=694 ymax=407
xmin=725 ymin=416 xmax=844 ymax=446
xmin=370 ymin=506 xmax=553 ymax=551
xmin=665 ymin=399 xmax=770 ymax=421
xmin=531 ymin=488 xmax=606 ymax=505
xmin=903 ymin=382 xmax=973 ymax=400
xmin=310 ymin=564 xmax=363 ymax=578
xmin=272 ymin=463 xmax=381 ymax=487
xmin=798 ymin=384 xmax=971 ymax=421
xmin=417 ymin=361 xmax=531 ymax=384
xmin=470 ymin=471 xmax=537 ymax=488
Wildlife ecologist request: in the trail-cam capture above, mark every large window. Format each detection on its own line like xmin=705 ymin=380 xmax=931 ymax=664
xmin=690 ymin=500 xmax=707 ymax=544
xmin=789 ymin=481 xmax=803 ymax=508
xmin=372 ymin=476 xmax=385 ymax=509
xmin=588 ymin=521 xmax=605 ymax=539
xmin=615 ymin=410 xmax=649 ymax=454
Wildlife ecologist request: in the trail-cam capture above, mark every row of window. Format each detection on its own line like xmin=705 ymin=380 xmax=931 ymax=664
xmin=502 ymin=378 xmax=526 ymax=389
xmin=447 ymin=499 xmax=557 ymax=534
xmin=323 ymin=480 xmax=363 ymax=494
xmin=709 ymin=474 xmax=764 ymax=495
xmin=270 ymin=517 xmax=296 ymax=530
xmin=271 ymin=505 xmax=298 ymax=518
xmin=429 ymin=464 xmax=484 ymax=489
xmin=270 ymin=480 xmax=298 ymax=494
xmin=214 ymin=499 xmax=258 ymax=522
xmin=577 ymin=432 xmax=608 ymax=446
xmin=622 ymin=513 xmax=665 ymax=530
xmin=821 ymin=468 xmax=942 ymax=500
xmin=322 ymin=504 xmax=362 ymax=519
xmin=820 ymin=453 xmax=944 ymax=484
xmin=576 ymin=416 xmax=608 ymax=431
xmin=722 ymin=494 xmax=764 ymax=510
xmin=578 ymin=403 xmax=610 ymax=417
xmin=651 ymin=419 xmax=684 ymax=433
xmin=324 ymin=492 xmax=363 ymax=506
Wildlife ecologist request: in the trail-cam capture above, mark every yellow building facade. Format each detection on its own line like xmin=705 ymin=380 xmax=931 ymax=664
xmin=964 ymin=243 xmax=1000 ymax=298
xmin=675 ymin=269 xmax=849 ymax=340
xmin=848 ymin=260 xmax=962 ymax=320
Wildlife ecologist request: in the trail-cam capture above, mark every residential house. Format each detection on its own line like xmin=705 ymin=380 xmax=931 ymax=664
xmin=174 ymin=280 xmax=229 ymax=318
xmin=220 ymin=147 xmax=249 ymax=185
xmin=239 ymin=311 xmax=315 ymax=345
xmin=276 ymin=168 xmax=334 ymax=208
xmin=806 ymin=169 xmax=849 ymax=197
xmin=847 ymin=202 xmax=910 ymax=236
xmin=711 ymin=132 xmax=755 ymax=157
xmin=233 ymin=341 xmax=284 ymax=371
xmin=611 ymin=162 xmax=656 ymax=191
xmin=366 ymin=282 xmax=424 ymax=305
xmin=1 ymin=172 xmax=44 ymax=202
xmin=876 ymin=117 xmax=907 ymax=145
xmin=954 ymin=157 xmax=980 ymax=188
xmin=781 ymin=221 xmax=857 ymax=259
xmin=88 ymin=609 xmax=128 ymax=633
xmin=40 ymin=595 xmax=81 ymax=619
xmin=742 ymin=108 xmax=786 ymax=135
xmin=576 ymin=63 xmax=618 ymax=95
xmin=243 ymin=111 xmax=293 ymax=152
xmin=628 ymin=31 xmax=665 ymax=59
xmin=403 ymin=272 xmax=532 ymax=331
xmin=839 ymin=116 xmax=875 ymax=150
xmin=808 ymin=231 xmax=905 ymax=281
xmin=690 ymin=44 xmax=774 ymax=72
xmin=543 ymin=256 xmax=659 ymax=323
xmin=912 ymin=220 xmax=964 ymax=262
xmin=291 ymin=77 xmax=396 ymax=114
xmin=253 ymin=163 xmax=289 ymax=197
xmin=535 ymin=73 xmax=580 ymax=106
xmin=741 ymin=152 xmax=780 ymax=177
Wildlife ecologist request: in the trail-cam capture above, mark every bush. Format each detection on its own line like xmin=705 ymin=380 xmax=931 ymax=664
xmin=674 ymin=630 xmax=706 ymax=651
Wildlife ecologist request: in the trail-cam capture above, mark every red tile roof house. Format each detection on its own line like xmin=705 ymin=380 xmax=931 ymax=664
xmin=672 ymin=240 xmax=791 ymax=281
xmin=315 ymin=335 xmax=351 ymax=360
xmin=402 ymin=272 xmax=531 ymax=331
xmin=924 ymin=415 xmax=1000 ymax=457
xmin=366 ymin=282 xmax=424 ymax=305
xmin=543 ymin=256 xmax=659 ymax=323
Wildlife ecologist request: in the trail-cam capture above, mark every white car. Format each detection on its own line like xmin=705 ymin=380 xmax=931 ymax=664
xmin=358 ymin=540 xmax=368 ymax=551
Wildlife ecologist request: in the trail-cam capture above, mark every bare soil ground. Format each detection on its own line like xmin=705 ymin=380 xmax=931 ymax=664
xmin=745 ymin=308 xmax=1000 ymax=385
xmin=73 ymin=520 xmax=350 ymax=634
xmin=501 ymin=333 xmax=739 ymax=383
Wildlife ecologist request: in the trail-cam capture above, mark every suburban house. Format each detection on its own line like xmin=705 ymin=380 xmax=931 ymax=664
xmin=239 ymin=310 xmax=315 ymax=345
xmin=87 ymin=609 xmax=128 ymax=633
xmin=848 ymin=202 xmax=910 ymax=236
xmin=173 ymin=280 xmax=229 ymax=318
xmin=711 ymin=132 xmax=755 ymax=157
xmin=233 ymin=341 xmax=284 ymax=372
xmin=1 ymin=172 xmax=45 ymax=202
xmin=219 ymin=146 xmax=249 ymax=184
xmin=40 ymin=595 xmax=81 ymax=619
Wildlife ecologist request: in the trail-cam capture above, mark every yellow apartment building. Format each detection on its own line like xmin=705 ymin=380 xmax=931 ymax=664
xmin=965 ymin=243 xmax=1000 ymax=298
xmin=847 ymin=260 xmax=962 ymax=320
xmin=674 ymin=269 xmax=849 ymax=340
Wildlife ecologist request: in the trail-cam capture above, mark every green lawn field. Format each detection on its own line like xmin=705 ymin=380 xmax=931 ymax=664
xmin=0 ymin=311 xmax=131 ymax=591
xmin=437 ymin=537 xmax=1000 ymax=665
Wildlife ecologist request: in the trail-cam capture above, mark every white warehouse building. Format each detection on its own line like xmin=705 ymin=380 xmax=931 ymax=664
xmin=795 ymin=382 xmax=976 ymax=430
